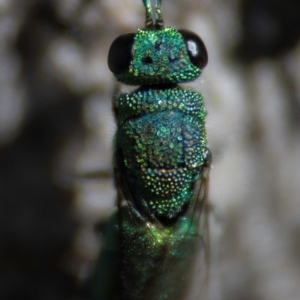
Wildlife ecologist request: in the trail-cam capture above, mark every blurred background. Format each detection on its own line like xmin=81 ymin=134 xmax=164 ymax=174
xmin=1 ymin=0 xmax=300 ymax=299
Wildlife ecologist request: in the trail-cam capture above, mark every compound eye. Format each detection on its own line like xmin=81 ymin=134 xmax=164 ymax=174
xmin=178 ymin=29 xmax=208 ymax=69
xmin=108 ymin=33 xmax=135 ymax=74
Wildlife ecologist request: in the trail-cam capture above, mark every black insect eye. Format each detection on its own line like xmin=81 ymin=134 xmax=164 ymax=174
xmin=178 ymin=29 xmax=208 ymax=69
xmin=108 ymin=33 xmax=135 ymax=74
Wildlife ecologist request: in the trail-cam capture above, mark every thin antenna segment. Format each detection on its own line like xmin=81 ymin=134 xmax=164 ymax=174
xmin=155 ymin=0 xmax=164 ymax=28
xmin=142 ymin=0 xmax=153 ymax=28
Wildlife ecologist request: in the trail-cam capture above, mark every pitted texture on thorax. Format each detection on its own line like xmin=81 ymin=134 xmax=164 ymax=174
xmin=115 ymin=87 xmax=207 ymax=219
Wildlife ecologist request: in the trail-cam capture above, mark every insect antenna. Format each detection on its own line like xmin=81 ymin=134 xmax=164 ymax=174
xmin=142 ymin=0 xmax=164 ymax=29
xmin=142 ymin=0 xmax=154 ymax=28
xmin=155 ymin=0 xmax=164 ymax=29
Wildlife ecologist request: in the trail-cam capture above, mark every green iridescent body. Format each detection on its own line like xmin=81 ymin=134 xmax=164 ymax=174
xmin=118 ymin=206 xmax=202 ymax=300
xmin=117 ymin=85 xmax=207 ymax=219
xmin=93 ymin=206 xmax=205 ymax=300
xmin=93 ymin=2 xmax=210 ymax=300
xmin=116 ymin=28 xmax=201 ymax=85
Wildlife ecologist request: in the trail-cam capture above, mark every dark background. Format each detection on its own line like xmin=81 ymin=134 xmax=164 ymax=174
xmin=0 ymin=0 xmax=300 ymax=299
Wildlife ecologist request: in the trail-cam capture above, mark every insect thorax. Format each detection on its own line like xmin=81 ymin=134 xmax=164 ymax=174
xmin=115 ymin=86 xmax=207 ymax=220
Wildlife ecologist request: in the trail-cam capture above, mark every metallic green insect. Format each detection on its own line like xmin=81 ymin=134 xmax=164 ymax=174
xmin=93 ymin=0 xmax=211 ymax=299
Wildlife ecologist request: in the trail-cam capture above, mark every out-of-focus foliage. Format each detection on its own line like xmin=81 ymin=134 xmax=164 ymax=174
xmin=0 ymin=0 xmax=300 ymax=299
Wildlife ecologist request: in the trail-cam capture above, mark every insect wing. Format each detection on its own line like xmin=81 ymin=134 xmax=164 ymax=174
xmin=184 ymin=164 xmax=211 ymax=300
xmin=113 ymin=162 xmax=210 ymax=300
